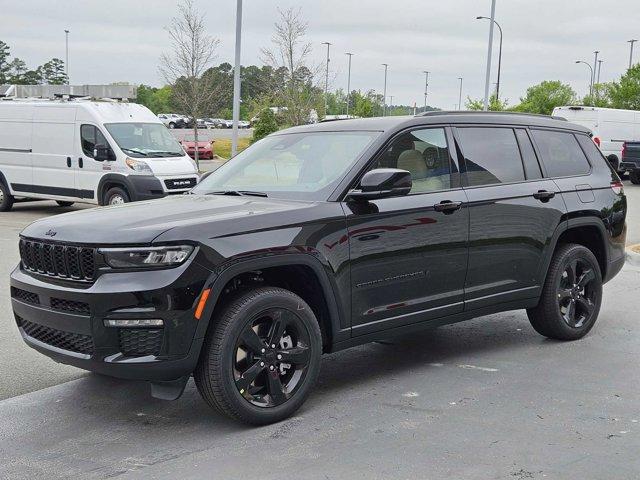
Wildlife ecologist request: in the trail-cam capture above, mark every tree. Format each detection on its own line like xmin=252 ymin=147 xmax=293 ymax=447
xmin=159 ymin=0 xmax=220 ymax=167
xmin=513 ymin=80 xmax=576 ymax=115
xmin=466 ymin=94 xmax=508 ymax=111
xmin=136 ymin=84 xmax=174 ymax=113
xmin=607 ymin=64 xmax=640 ymax=110
xmin=0 ymin=40 xmax=10 ymax=84
xmin=582 ymin=82 xmax=612 ymax=108
xmin=252 ymin=108 xmax=280 ymax=142
xmin=39 ymin=58 xmax=68 ymax=85
xmin=260 ymin=7 xmax=323 ymax=126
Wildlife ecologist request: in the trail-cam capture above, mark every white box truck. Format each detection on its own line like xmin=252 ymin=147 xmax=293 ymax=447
xmin=0 ymin=100 xmax=199 ymax=211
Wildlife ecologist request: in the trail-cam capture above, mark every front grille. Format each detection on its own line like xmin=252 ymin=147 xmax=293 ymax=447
xmin=164 ymin=178 xmax=197 ymax=190
xmin=19 ymin=239 xmax=96 ymax=282
xmin=17 ymin=316 xmax=94 ymax=355
xmin=50 ymin=298 xmax=91 ymax=315
xmin=11 ymin=287 xmax=40 ymax=305
xmin=119 ymin=329 xmax=163 ymax=357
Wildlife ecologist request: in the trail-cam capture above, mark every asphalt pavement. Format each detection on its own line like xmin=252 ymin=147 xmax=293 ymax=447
xmin=0 ymin=180 xmax=639 ymax=479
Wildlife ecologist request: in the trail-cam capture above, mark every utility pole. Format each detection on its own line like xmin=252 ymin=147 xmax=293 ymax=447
xmin=389 ymin=95 xmax=394 ymax=114
xmin=592 ymin=50 xmax=599 ymax=87
xmin=477 ymin=16 xmax=502 ymax=101
xmin=458 ymin=77 xmax=463 ymax=110
xmin=382 ymin=63 xmax=389 ymax=116
xmin=345 ymin=53 xmax=353 ymax=116
xmin=422 ymin=70 xmax=430 ymax=112
xmin=64 ymin=29 xmax=70 ymax=84
xmin=322 ymin=42 xmax=331 ymax=115
xmin=597 ymin=59 xmax=603 ymax=84
xmin=231 ymin=0 xmax=243 ymax=157
xmin=629 ymin=39 xmax=638 ymax=69
xmin=482 ymin=0 xmax=497 ymax=110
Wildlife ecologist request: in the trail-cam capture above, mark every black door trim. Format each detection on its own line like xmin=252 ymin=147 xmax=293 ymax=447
xmin=11 ymin=183 xmax=94 ymax=200
xmin=0 ymin=147 xmax=32 ymax=153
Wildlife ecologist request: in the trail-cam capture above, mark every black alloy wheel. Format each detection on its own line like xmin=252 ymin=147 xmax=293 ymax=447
xmin=556 ymin=258 xmax=597 ymax=328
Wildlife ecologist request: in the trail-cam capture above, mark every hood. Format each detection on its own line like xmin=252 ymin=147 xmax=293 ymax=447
xmin=145 ymin=156 xmax=198 ymax=175
xmin=20 ymin=195 xmax=314 ymax=245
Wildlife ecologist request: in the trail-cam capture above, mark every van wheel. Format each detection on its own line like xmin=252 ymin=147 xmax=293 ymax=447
xmin=104 ymin=187 xmax=130 ymax=206
xmin=56 ymin=201 xmax=74 ymax=207
xmin=527 ymin=244 xmax=602 ymax=341
xmin=0 ymin=182 xmax=14 ymax=212
xmin=194 ymin=287 xmax=322 ymax=425
xmin=630 ymin=172 xmax=640 ymax=184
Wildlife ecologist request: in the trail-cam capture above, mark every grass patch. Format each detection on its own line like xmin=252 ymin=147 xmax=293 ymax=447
xmin=213 ymin=137 xmax=251 ymax=160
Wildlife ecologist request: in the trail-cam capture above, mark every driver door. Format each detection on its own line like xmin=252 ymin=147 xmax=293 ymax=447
xmin=77 ymin=124 xmax=114 ymax=201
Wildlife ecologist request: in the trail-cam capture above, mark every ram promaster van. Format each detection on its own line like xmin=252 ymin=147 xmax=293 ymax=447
xmin=0 ymin=100 xmax=199 ymax=211
xmin=552 ymin=106 xmax=640 ymax=174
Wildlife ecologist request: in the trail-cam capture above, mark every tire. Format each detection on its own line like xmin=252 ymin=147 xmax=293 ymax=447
xmin=168 ymin=122 xmax=176 ymax=129
xmin=194 ymin=287 xmax=322 ymax=425
xmin=56 ymin=201 xmax=74 ymax=207
xmin=607 ymin=155 xmax=619 ymax=172
xmin=630 ymin=171 xmax=640 ymax=185
xmin=104 ymin=186 xmax=130 ymax=206
xmin=527 ymin=244 xmax=602 ymax=341
xmin=0 ymin=181 xmax=14 ymax=212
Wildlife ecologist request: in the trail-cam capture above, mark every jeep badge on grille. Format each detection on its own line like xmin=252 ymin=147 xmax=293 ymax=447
xmin=45 ymin=229 xmax=57 ymax=237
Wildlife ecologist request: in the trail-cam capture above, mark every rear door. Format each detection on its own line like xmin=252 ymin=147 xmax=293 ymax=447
xmin=454 ymin=126 xmax=566 ymax=310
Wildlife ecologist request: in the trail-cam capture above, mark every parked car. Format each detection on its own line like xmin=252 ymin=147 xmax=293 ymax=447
xmin=10 ymin=112 xmax=626 ymax=425
xmin=201 ymin=118 xmax=219 ymax=129
xmin=179 ymin=135 xmax=213 ymax=160
xmin=620 ymin=141 xmax=640 ymax=184
xmin=158 ymin=113 xmax=187 ymax=129
xmin=552 ymin=106 xmax=640 ymax=175
xmin=0 ymin=100 xmax=199 ymax=210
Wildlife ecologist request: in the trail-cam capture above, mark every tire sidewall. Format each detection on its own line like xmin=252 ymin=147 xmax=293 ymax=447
xmin=0 ymin=181 xmax=14 ymax=212
xmin=104 ymin=187 xmax=130 ymax=206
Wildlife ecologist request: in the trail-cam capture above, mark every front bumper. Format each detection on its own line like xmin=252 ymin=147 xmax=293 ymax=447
xmin=127 ymin=175 xmax=199 ymax=202
xmin=10 ymin=258 xmax=213 ymax=382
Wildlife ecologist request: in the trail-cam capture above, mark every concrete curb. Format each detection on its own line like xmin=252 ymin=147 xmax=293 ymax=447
xmin=626 ymin=244 xmax=640 ymax=268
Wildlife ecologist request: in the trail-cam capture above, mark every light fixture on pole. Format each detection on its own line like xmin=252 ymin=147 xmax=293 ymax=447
xmin=382 ymin=63 xmax=389 ymax=116
xmin=575 ymin=60 xmax=594 ymax=103
xmin=231 ymin=0 xmax=243 ymax=158
xmin=64 ymin=29 xmax=70 ymax=84
xmin=482 ymin=0 xmax=497 ymax=110
xmin=476 ymin=15 xmax=502 ymax=101
xmin=628 ymin=39 xmax=638 ymax=69
xmin=458 ymin=77 xmax=463 ymax=110
xmin=422 ymin=70 xmax=430 ymax=112
xmin=322 ymin=42 xmax=331 ymax=115
xmin=345 ymin=53 xmax=354 ymax=116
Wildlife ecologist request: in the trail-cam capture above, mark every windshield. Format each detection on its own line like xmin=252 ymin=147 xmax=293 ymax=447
xmin=191 ymin=131 xmax=379 ymax=201
xmin=105 ymin=122 xmax=185 ymax=158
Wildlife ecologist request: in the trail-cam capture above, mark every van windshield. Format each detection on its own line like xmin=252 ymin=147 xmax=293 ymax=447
xmin=105 ymin=123 xmax=185 ymax=158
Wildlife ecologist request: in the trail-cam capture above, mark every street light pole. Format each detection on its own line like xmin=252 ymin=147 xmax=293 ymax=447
xmin=345 ymin=53 xmax=353 ymax=116
xmin=592 ymin=50 xmax=599 ymax=87
xmin=231 ymin=0 xmax=243 ymax=158
xmin=458 ymin=77 xmax=463 ymax=110
xmin=482 ymin=0 xmax=497 ymax=110
xmin=382 ymin=63 xmax=389 ymax=116
xmin=422 ymin=70 xmax=430 ymax=112
xmin=322 ymin=42 xmax=331 ymax=115
xmin=576 ymin=60 xmax=594 ymax=103
xmin=476 ymin=16 xmax=502 ymax=101
xmin=597 ymin=59 xmax=603 ymax=84
xmin=389 ymin=95 xmax=394 ymax=114
xmin=628 ymin=39 xmax=638 ymax=69
xmin=64 ymin=29 xmax=69 ymax=84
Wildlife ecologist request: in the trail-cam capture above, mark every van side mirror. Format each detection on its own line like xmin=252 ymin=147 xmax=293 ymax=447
xmin=346 ymin=168 xmax=412 ymax=201
xmin=93 ymin=144 xmax=111 ymax=161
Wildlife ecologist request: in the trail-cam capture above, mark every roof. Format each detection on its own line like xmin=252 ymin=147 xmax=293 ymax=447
xmin=276 ymin=111 xmax=591 ymax=135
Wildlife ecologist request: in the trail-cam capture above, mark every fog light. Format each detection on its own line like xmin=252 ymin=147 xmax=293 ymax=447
xmin=104 ymin=319 xmax=164 ymax=328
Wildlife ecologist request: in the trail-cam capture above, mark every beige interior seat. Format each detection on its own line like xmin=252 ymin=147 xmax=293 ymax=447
xmin=397 ymin=150 xmax=427 ymax=179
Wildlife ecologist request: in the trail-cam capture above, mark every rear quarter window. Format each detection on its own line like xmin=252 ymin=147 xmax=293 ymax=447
xmin=531 ymin=129 xmax=591 ymax=177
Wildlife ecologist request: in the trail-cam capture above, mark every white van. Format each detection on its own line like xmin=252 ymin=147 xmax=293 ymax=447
xmin=552 ymin=106 xmax=640 ymax=173
xmin=0 ymin=100 xmax=199 ymax=211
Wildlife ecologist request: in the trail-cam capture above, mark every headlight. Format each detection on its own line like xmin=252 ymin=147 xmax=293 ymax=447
xmin=99 ymin=245 xmax=194 ymax=269
xmin=125 ymin=157 xmax=153 ymax=174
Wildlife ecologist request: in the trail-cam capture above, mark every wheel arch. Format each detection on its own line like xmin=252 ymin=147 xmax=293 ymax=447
xmin=97 ymin=174 xmax=132 ymax=206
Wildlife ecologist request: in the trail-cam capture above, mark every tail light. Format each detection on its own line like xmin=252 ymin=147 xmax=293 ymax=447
xmin=593 ymin=136 xmax=601 ymax=147
xmin=611 ymin=181 xmax=624 ymax=195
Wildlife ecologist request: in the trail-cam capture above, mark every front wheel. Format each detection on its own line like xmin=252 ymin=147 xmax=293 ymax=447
xmin=104 ymin=186 xmax=130 ymax=206
xmin=0 ymin=182 xmax=14 ymax=212
xmin=630 ymin=171 xmax=640 ymax=185
xmin=195 ymin=287 xmax=322 ymax=425
xmin=527 ymin=244 xmax=602 ymax=341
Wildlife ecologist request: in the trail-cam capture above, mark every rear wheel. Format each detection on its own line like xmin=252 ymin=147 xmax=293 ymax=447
xmin=630 ymin=171 xmax=640 ymax=184
xmin=0 ymin=181 xmax=14 ymax=212
xmin=56 ymin=201 xmax=74 ymax=207
xmin=104 ymin=186 xmax=130 ymax=206
xmin=168 ymin=122 xmax=176 ymax=129
xmin=527 ymin=244 xmax=602 ymax=341
xmin=195 ymin=287 xmax=322 ymax=425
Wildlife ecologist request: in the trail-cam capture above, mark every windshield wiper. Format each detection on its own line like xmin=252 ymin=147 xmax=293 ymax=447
xmin=207 ymin=190 xmax=268 ymax=198
xmin=121 ymin=147 xmax=148 ymax=157
xmin=147 ymin=151 xmax=184 ymax=157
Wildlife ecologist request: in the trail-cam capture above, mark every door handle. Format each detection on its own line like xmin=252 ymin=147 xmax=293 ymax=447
xmin=433 ymin=200 xmax=463 ymax=213
xmin=533 ymin=190 xmax=555 ymax=202
xmin=78 ymin=157 xmax=84 ymax=168
xmin=66 ymin=156 xmax=71 ymax=168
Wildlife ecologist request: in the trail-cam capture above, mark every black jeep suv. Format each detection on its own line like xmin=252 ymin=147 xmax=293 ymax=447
xmin=10 ymin=112 xmax=627 ymax=425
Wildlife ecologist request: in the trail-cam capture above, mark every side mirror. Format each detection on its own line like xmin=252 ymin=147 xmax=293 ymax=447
xmin=93 ymin=144 xmax=111 ymax=161
xmin=347 ymin=168 xmax=412 ymax=201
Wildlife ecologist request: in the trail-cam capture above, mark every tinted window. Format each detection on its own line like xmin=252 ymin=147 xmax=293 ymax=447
xmin=515 ymin=129 xmax=542 ymax=180
xmin=457 ymin=127 xmax=525 ymax=186
xmin=80 ymin=124 xmax=96 ymax=157
xmin=369 ymin=128 xmax=451 ymax=193
xmin=575 ymin=134 xmax=608 ymax=169
xmin=531 ymin=130 xmax=591 ymax=177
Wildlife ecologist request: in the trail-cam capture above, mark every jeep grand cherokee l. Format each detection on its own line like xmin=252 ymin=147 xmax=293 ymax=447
xmin=10 ymin=112 xmax=627 ymax=425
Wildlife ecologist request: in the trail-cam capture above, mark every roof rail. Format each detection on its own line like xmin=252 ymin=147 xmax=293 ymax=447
xmin=416 ymin=110 xmax=568 ymax=121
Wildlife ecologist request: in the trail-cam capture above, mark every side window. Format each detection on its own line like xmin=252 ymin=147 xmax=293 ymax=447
xmin=457 ymin=127 xmax=525 ymax=186
xmin=368 ymin=127 xmax=452 ymax=193
xmin=81 ymin=124 xmax=96 ymax=157
xmin=531 ymin=129 xmax=591 ymax=177
xmin=515 ymin=129 xmax=542 ymax=180
xmin=575 ymin=134 xmax=609 ymax=170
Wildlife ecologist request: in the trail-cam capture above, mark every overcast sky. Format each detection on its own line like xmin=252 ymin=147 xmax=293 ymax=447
xmin=3 ymin=0 xmax=639 ymax=109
